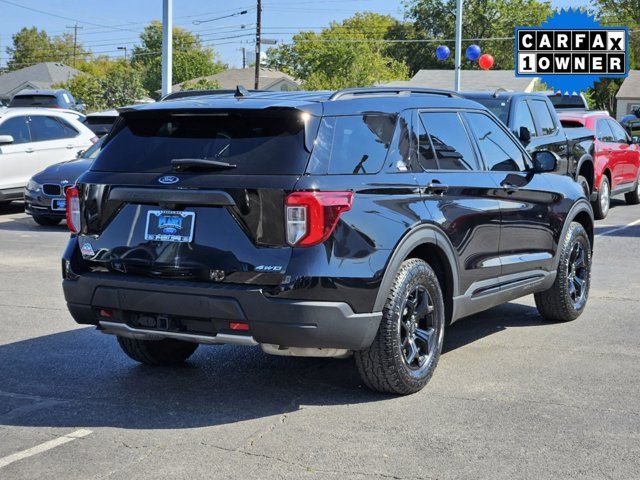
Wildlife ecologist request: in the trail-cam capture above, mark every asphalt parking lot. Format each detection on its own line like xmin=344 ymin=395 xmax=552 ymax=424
xmin=0 ymin=200 xmax=639 ymax=480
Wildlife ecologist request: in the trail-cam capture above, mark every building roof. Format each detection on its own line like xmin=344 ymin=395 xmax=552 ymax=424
xmin=616 ymin=70 xmax=640 ymax=99
xmin=385 ymin=69 xmax=537 ymax=93
xmin=0 ymin=63 xmax=82 ymax=99
xmin=170 ymin=68 xmax=300 ymax=92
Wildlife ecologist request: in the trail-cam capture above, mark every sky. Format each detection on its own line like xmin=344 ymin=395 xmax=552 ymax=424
xmin=0 ymin=0 xmax=588 ymax=69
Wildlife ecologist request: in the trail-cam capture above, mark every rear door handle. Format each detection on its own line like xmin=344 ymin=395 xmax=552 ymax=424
xmin=25 ymin=148 xmax=34 ymax=154
xmin=424 ymin=180 xmax=449 ymax=195
xmin=66 ymin=144 xmax=74 ymax=149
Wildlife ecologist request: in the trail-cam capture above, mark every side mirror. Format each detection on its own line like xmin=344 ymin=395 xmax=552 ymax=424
xmin=518 ymin=126 xmax=531 ymax=144
xmin=531 ymin=150 xmax=558 ymax=173
xmin=0 ymin=134 xmax=14 ymax=145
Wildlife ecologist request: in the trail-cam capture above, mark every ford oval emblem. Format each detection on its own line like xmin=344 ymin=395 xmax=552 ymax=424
xmin=158 ymin=175 xmax=179 ymax=185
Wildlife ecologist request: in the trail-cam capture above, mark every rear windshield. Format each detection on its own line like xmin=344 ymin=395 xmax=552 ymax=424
xmin=560 ymin=119 xmax=585 ymax=129
xmin=548 ymin=95 xmax=587 ymax=110
xmin=85 ymin=116 xmax=117 ymax=125
xmin=92 ymin=110 xmax=311 ymax=175
xmin=10 ymin=95 xmax=58 ymax=107
xmin=465 ymin=97 xmax=510 ymax=124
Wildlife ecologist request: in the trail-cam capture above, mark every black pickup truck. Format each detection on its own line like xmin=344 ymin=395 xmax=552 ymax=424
xmin=462 ymin=92 xmax=596 ymax=196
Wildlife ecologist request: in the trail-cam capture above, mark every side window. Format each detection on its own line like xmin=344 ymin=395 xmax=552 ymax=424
xmin=326 ymin=114 xmax=395 ymax=175
xmin=465 ymin=112 xmax=529 ymax=172
xmin=608 ymin=119 xmax=629 ymax=144
xmin=384 ymin=111 xmax=412 ymax=172
xmin=416 ymin=114 xmax=437 ymax=170
xmin=56 ymin=117 xmax=79 ymax=138
xmin=0 ymin=116 xmax=31 ymax=144
xmin=596 ymin=119 xmax=614 ymax=142
xmin=29 ymin=116 xmax=72 ymax=142
xmin=528 ymin=100 xmax=556 ymax=136
xmin=512 ymin=101 xmax=537 ymax=138
xmin=420 ymin=112 xmax=479 ymax=170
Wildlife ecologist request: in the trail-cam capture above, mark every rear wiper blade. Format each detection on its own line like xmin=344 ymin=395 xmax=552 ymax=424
xmin=171 ymin=158 xmax=237 ymax=171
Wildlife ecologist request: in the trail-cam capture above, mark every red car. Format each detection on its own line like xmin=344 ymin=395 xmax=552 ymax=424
xmin=559 ymin=112 xmax=640 ymax=219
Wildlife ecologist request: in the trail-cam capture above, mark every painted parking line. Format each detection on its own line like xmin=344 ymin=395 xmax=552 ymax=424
xmin=0 ymin=429 xmax=92 ymax=469
xmin=596 ymin=218 xmax=640 ymax=237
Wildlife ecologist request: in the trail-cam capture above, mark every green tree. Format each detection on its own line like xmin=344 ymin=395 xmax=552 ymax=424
xmin=588 ymin=1 xmax=640 ymax=116
xmin=6 ymin=27 xmax=88 ymax=70
xmin=132 ymin=21 xmax=226 ymax=93
xmin=56 ymin=59 xmax=146 ymax=112
xmin=265 ymin=12 xmax=410 ymax=89
xmin=403 ymin=0 xmax=553 ymax=73
xmin=181 ymin=77 xmax=221 ymax=90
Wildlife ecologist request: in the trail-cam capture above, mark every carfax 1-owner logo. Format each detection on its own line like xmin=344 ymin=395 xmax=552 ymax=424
xmin=515 ymin=8 xmax=628 ymax=94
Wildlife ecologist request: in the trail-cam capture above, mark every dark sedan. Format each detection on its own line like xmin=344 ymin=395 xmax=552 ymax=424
xmin=24 ymin=137 xmax=104 ymax=226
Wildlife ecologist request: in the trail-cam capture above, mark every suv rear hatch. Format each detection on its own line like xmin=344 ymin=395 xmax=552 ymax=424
xmin=74 ymin=107 xmax=318 ymax=285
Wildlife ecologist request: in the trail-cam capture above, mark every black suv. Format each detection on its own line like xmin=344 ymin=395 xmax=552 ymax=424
xmin=62 ymin=88 xmax=594 ymax=395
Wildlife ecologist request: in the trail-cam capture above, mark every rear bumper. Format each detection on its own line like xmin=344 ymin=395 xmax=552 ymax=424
xmin=63 ymin=272 xmax=382 ymax=351
xmin=0 ymin=187 xmax=23 ymax=202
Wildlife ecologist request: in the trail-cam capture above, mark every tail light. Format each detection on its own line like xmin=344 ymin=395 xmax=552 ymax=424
xmin=66 ymin=186 xmax=81 ymax=233
xmin=285 ymin=191 xmax=353 ymax=246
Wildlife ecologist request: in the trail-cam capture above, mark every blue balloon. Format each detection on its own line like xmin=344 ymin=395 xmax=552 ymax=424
xmin=435 ymin=45 xmax=450 ymax=61
xmin=466 ymin=44 xmax=481 ymax=61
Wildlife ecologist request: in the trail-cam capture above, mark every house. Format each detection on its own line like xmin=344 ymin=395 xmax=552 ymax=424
xmin=0 ymin=62 xmax=82 ymax=103
xmin=384 ymin=69 xmax=538 ymax=93
xmin=169 ymin=67 xmax=300 ymax=93
xmin=615 ymin=70 xmax=640 ymax=120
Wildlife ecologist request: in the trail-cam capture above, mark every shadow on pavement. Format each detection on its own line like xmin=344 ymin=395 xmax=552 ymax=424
xmin=0 ymin=202 xmax=67 ymax=233
xmin=594 ymin=225 xmax=640 ymax=238
xmin=0 ymin=302 xmax=547 ymax=430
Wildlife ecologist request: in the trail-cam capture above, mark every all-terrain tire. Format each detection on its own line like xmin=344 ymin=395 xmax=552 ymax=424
xmin=355 ymin=258 xmax=445 ymax=395
xmin=577 ymin=175 xmax=590 ymax=198
xmin=117 ymin=336 xmax=198 ymax=366
xmin=534 ymin=222 xmax=591 ymax=322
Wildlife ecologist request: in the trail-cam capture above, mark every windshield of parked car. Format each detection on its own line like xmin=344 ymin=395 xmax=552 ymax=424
xmin=81 ymin=137 xmax=104 ymax=159
xmin=92 ymin=109 xmax=312 ymax=175
xmin=464 ymin=97 xmax=510 ymax=124
xmin=548 ymin=95 xmax=587 ymax=110
xmin=9 ymin=95 xmax=58 ymax=107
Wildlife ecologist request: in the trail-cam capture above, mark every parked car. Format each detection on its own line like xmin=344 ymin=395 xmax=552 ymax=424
xmin=0 ymin=108 xmax=97 ymax=204
xmin=62 ymin=87 xmax=594 ymax=395
xmin=558 ymin=111 xmax=640 ymax=219
xmin=24 ymin=137 xmax=104 ymax=226
xmin=461 ymin=91 xmax=596 ymax=196
xmin=82 ymin=110 xmax=119 ymax=137
xmin=9 ymin=89 xmax=85 ymax=112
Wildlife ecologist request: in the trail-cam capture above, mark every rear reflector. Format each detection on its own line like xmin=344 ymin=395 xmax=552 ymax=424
xmin=285 ymin=191 xmax=353 ymax=247
xmin=99 ymin=309 xmax=113 ymax=318
xmin=65 ymin=186 xmax=81 ymax=233
xmin=229 ymin=322 xmax=250 ymax=331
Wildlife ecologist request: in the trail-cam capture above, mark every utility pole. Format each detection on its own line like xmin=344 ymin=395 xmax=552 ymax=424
xmin=453 ymin=0 xmax=463 ymax=91
xmin=242 ymin=47 xmax=246 ymax=69
xmin=66 ymin=23 xmax=83 ymax=67
xmin=254 ymin=0 xmax=262 ymax=89
xmin=162 ymin=0 xmax=173 ymax=97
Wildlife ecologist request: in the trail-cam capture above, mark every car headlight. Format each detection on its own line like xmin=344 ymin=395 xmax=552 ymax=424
xmin=26 ymin=179 xmax=42 ymax=193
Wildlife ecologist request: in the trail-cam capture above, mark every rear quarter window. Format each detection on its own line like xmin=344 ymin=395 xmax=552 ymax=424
xmin=307 ymin=114 xmax=396 ymax=175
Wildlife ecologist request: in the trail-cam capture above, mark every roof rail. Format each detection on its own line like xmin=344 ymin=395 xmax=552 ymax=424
xmin=329 ymin=87 xmax=459 ymax=101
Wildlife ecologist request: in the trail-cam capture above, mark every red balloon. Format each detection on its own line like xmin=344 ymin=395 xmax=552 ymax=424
xmin=479 ymin=54 xmax=494 ymax=70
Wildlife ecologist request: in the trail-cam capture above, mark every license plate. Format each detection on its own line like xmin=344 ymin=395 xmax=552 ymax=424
xmin=51 ymin=198 xmax=66 ymax=211
xmin=145 ymin=210 xmax=195 ymax=243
